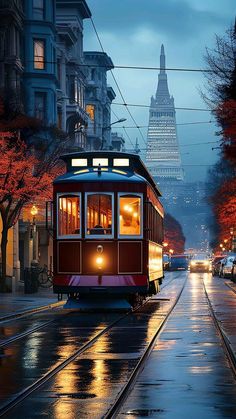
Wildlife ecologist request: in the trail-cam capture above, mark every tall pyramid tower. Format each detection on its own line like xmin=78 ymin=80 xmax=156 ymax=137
xmin=145 ymin=45 xmax=184 ymax=182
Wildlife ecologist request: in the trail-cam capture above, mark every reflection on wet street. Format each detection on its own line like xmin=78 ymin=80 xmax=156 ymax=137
xmin=120 ymin=273 xmax=236 ymax=419
xmin=2 ymin=272 xmax=236 ymax=418
xmin=1 ymin=272 xmax=184 ymax=418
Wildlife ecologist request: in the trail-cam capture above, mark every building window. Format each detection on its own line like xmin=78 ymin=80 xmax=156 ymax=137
xmin=33 ymin=0 xmax=44 ymax=20
xmin=34 ymin=40 xmax=45 ymax=69
xmin=86 ymin=104 xmax=95 ymax=121
xmin=35 ymin=92 xmax=46 ymax=122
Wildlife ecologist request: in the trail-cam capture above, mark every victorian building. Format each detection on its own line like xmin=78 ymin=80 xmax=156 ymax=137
xmin=0 ymin=0 xmax=24 ymax=106
xmin=56 ymin=0 xmax=91 ymax=150
xmin=84 ymin=51 xmax=116 ymax=150
xmin=23 ymin=0 xmax=58 ymax=126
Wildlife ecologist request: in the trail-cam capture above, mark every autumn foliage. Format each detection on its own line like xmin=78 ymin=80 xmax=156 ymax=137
xmin=211 ymin=178 xmax=236 ymax=245
xmin=0 ymin=130 xmax=65 ymax=289
xmin=164 ymin=213 xmax=185 ymax=254
xmin=217 ymin=99 xmax=236 ymax=165
xmin=203 ymin=22 xmax=236 ymax=250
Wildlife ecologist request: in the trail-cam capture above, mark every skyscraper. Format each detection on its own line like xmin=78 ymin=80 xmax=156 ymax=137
xmin=145 ymin=45 xmax=184 ymax=182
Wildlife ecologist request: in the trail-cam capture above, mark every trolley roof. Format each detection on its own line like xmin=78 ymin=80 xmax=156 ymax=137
xmin=54 ymin=151 xmax=162 ymax=196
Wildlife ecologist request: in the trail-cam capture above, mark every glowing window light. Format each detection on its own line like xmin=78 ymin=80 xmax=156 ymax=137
xmin=93 ymin=158 xmax=108 ymax=167
xmin=112 ymin=169 xmax=127 ymax=175
xmin=113 ymin=158 xmax=129 ymax=167
xmin=71 ymin=158 xmax=87 ymax=167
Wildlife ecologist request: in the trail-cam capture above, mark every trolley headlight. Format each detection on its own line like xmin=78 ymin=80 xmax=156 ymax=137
xmin=96 ymin=256 xmax=104 ymax=269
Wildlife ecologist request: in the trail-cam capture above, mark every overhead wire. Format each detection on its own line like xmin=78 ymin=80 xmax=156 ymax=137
xmin=111 ymin=109 xmax=135 ymax=148
xmin=11 ymin=59 xmax=216 ymax=73
xmin=113 ymin=102 xmax=212 ymax=112
xmin=110 ymin=120 xmax=214 ymax=128
xmin=90 ymin=16 xmax=147 ymax=147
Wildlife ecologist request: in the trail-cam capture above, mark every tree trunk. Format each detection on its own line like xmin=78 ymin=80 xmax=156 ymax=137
xmin=0 ymin=227 xmax=8 ymax=292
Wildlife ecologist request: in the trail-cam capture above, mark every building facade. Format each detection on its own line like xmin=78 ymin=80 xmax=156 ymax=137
xmin=145 ymin=45 xmax=183 ymax=182
xmin=111 ymin=131 xmax=125 ymax=152
xmin=84 ymin=52 xmax=116 ymax=150
xmin=56 ymin=0 xmax=91 ymax=150
xmin=0 ymin=0 xmax=24 ymax=107
xmin=23 ymin=0 xmax=58 ymax=126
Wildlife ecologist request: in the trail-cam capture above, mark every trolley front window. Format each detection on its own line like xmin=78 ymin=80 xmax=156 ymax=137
xmin=86 ymin=193 xmax=113 ymax=237
xmin=58 ymin=194 xmax=80 ymax=237
xmin=119 ymin=194 xmax=142 ymax=237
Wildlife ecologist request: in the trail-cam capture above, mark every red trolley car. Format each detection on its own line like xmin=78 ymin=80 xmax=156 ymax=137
xmin=51 ymin=152 xmax=164 ymax=304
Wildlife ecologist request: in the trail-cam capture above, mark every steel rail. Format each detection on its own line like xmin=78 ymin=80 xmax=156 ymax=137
xmin=0 ymin=299 xmax=146 ymax=417
xmin=202 ymin=279 xmax=236 ymax=379
xmin=0 ymin=319 xmax=55 ymax=348
xmin=103 ymin=277 xmax=187 ymax=419
xmin=0 ymin=277 xmax=181 ymax=417
xmin=0 ymin=300 xmax=64 ymax=324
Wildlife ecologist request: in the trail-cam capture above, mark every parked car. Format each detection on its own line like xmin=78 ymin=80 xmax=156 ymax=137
xmin=163 ymin=254 xmax=170 ymax=270
xmin=219 ymin=255 xmax=236 ymax=278
xmin=212 ymin=256 xmax=225 ymax=276
xmin=189 ymin=254 xmax=211 ymax=273
xmin=232 ymin=258 xmax=236 ymax=281
xmin=169 ymin=255 xmax=189 ymax=271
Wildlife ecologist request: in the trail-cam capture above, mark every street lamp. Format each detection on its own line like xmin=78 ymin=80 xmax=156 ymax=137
xmin=30 ymin=204 xmax=38 ymax=265
xmin=101 ymin=118 xmax=127 ymax=150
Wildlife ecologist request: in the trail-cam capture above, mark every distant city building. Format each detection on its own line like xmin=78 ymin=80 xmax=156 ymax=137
xmin=111 ymin=132 xmax=125 ymax=151
xmin=145 ymin=45 xmax=183 ymax=181
xmin=56 ymin=0 xmax=91 ymax=150
xmin=84 ymin=51 xmax=116 ymax=150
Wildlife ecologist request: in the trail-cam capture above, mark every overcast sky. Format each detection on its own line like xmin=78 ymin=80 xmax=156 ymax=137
xmin=84 ymin=0 xmax=235 ymax=182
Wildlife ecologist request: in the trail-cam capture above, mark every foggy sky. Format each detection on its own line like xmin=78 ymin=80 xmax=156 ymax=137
xmin=84 ymin=0 xmax=235 ymax=182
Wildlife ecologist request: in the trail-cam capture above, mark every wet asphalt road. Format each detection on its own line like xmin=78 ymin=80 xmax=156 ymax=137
xmin=1 ymin=272 xmax=236 ymax=418
xmin=119 ymin=273 xmax=236 ymax=419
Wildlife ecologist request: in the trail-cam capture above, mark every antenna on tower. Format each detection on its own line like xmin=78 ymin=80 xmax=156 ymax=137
xmin=134 ymin=138 xmax=140 ymax=154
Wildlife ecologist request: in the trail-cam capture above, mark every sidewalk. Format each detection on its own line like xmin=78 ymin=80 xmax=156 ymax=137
xmin=0 ymin=285 xmax=63 ymax=320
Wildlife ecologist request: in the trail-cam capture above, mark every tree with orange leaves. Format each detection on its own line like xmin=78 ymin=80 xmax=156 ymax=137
xmin=0 ymin=131 xmax=65 ymax=291
xmin=217 ymin=99 xmax=236 ymax=165
xmin=211 ymin=178 xmax=236 ymax=247
xmin=164 ymin=213 xmax=185 ymax=254
xmin=203 ymin=21 xmax=236 ymax=249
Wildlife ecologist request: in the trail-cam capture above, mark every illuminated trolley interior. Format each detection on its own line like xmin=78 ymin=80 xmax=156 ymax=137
xmin=51 ymin=152 xmax=164 ymax=305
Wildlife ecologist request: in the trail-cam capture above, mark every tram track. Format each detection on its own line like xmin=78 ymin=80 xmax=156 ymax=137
xmin=202 ymin=278 xmax=236 ymax=379
xmin=0 ymin=300 xmax=64 ymax=324
xmin=0 ymin=274 xmax=177 ymax=350
xmin=103 ymin=277 xmax=187 ymax=419
xmin=0 ymin=303 xmax=141 ymax=417
xmin=0 ymin=276 xmax=184 ymax=417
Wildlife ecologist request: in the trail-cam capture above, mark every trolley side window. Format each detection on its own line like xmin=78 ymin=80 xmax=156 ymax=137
xmin=118 ymin=194 xmax=142 ymax=237
xmin=86 ymin=193 xmax=113 ymax=237
xmin=58 ymin=194 xmax=80 ymax=237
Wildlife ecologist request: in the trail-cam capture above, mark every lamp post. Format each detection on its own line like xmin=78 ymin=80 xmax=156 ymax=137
xmin=30 ymin=204 xmax=38 ymax=265
xmin=101 ymin=118 xmax=127 ymax=150
xmin=230 ymin=227 xmax=236 ymax=252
